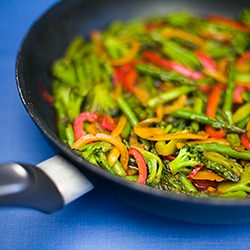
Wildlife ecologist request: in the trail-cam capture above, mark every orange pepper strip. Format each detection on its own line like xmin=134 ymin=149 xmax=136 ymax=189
xmin=202 ymin=69 xmax=227 ymax=83
xmin=111 ymin=116 xmax=127 ymax=138
xmin=108 ymin=145 xmax=122 ymax=167
xmin=161 ymin=28 xmax=205 ymax=47
xmin=108 ymin=116 xmax=128 ymax=166
xmin=108 ymin=39 xmax=140 ymax=66
xmin=163 ymin=95 xmax=187 ymax=115
xmin=134 ymin=118 xmax=208 ymax=141
xmin=71 ymin=133 xmax=129 ymax=171
xmin=205 ymin=85 xmax=226 ymax=139
xmin=142 ymin=132 xmax=208 ymax=141
xmin=192 ymin=169 xmax=225 ymax=182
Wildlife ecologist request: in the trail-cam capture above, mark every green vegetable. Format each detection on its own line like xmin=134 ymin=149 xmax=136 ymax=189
xmin=136 ymin=64 xmax=195 ymax=86
xmin=116 ymin=96 xmax=139 ymax=127
xmin=218 ymin=166 xmax=250 ymax=194
xmin=85 ymin=83 xmax=119 ymax=116
xmin=135 ymin=147 xmax=163 ymax=186
xmin=168 ymin=145 xmax=201 ymax=175
xmin=147 ymin=86 xmax=195 ymax=108
xmin=195 ymin=143 xmax=250 ymax=161
xmin=202 ymin=151 xmax=243 ymax=182
xmin=172 ymin=109 xmax=246 ymax=134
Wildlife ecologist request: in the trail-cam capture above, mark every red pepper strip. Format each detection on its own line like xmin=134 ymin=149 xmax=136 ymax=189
xmin=113 ymin=63 xmax=137 ymax=92
xmin=129 ymin=148 xmax=147 ymax=185
xmin=205 ymin=85 xmax=226 ymax=138
xmin=164 ymin=155 xmax=176 ymax=161
xmin=206 ymin=85 xmax=222 ymax=117
xmin=143 ymin=51 xmax=204 ymax=80
xmin=195 ymin=50 xmax=217 ymax=73
xmin=241 ymin=134 xmax=250 ymax=151
xmin=192 ymin=180 xmax=218 ymax=191
xmin=39 ymin=83 xmax=54 ymax=104
xmin=237 ymin=51 xmax=250 ymax=65
xmin=100 ymin=116 xmax=116 ymax=131
xmin=73 ymin=112 xmax=99 ymax=140
xmin=233 ymin=86 xmax=245 ymax=104
xmin=187 ymin=164 xmax=204 ymax=180
xmin=207 ymin=15 xmax=250 ymax=33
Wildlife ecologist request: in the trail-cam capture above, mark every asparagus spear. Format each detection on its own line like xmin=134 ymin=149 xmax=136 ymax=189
xmin=172 ymin=109 xmax=246 ymax=134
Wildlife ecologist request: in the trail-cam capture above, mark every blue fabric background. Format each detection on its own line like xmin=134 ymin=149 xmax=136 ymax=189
xmin=1 ymin=1 xmax=250 ymax=249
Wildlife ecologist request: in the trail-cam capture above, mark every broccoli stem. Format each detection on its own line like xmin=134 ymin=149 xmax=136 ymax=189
xmin=172 ymin=109 xmax=246 ymax=134
xmin=195 ymin=143 xmax=250 ymax=161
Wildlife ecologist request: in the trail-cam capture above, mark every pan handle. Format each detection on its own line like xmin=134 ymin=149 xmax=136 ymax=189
xmin=0 ymin=155 xmax=94 ymax=212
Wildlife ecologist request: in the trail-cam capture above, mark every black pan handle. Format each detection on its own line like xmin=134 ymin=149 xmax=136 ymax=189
xmin=0 ymin=156 xmax=94 ymax=213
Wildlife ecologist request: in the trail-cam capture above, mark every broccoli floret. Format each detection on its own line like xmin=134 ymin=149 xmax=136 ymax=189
xmin=168 ymin=145 xmax=201 ymax=175
xmin=217 ymin=166 xmax=250 ymax=195
xmin=238 ymin=9 xmax=250 ymax=27
xmin=85 ymin=83 xmax=119 ymax=116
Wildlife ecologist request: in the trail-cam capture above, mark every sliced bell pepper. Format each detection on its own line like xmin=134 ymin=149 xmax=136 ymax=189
xmin=107 ymin=116 xmax=128 ymax=167
xmin=100 ymin=116 xmax=116 ymax=131
xmin=241 ymin=134 xmax=250 ymax=151
xmin=195 ymin=50 xmax=217 ymax=73
xmin=207 ymin=14 xmax=250 ymax=33
xmin=233 ymin=86 xmax=245 ymax=104
xmin=161 ymin=27 xmax=205 ymax=48
xmin=134 ymin=117 xmax=208 ymax=141
xmin=188 ymin=164 xmax=204 ymax=180
xmin=73 ymin=112 xmax=99 ymax=140
xmin=236 ymin=51 xmax=250 ymax=72
xmin=205 ymin=85 xmax=226 ymax=139
xmin=143 ymin=50 xmax=204 ymax=80
xmin=113 ymin=63 xmax=138 ymax=92
xmin=71 ymin=133 xmax=129 ymax=170
xmin=129 ymin=148 xmax=147 ymax=185
xmin=107 ymin=38 xmax=140 ymax=66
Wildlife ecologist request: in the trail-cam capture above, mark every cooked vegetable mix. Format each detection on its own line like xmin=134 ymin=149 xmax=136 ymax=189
xmin=51 ymin=10 xmax=250 ymax=198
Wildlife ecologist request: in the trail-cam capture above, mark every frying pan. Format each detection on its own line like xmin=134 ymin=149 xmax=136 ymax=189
xmin=1 ymin=0 xmax=250 ymax=224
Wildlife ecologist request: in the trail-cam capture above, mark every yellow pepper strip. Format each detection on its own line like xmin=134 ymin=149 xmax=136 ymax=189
xmin=133 ymin=87 xmax=151 ymax=106
xmin=107 ymin=116 xmax=127 ymax=167
xmin=163 ymin=95 xmax=187 ymax=115
xmin=142 ymin=132 xmax=208 ymax=141
xmin=71 ymin=133 xmax=129 ymax=171
xmin=156 ymin=105 xmax=164 ymax=120
xmin=108 ymin=146 xmax=121 ymax=167
xmin=161 ymin=28 xmax=205 ymax=48
xmin=87 ymin=123 xmax=98 ymax=135
xmin=155 ymin=140 xmax=179 ymax=156
xmin=111 ymin=116 xmax=127 ymax=138
xmin=134 ymin=118 xmax=208 ymax=141
xmin=203 ymin=69 xmax=227 ymax=83
xmin=247 ymin=120 xmax=250 ymax=138
xmin=192 ymin=169 xmax=225 ymax=182
xmin=107 ymin=39 xmax=140 ymax=66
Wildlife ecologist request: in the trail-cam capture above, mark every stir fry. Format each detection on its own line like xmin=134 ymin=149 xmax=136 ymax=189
xmin=51 ymin=10 xmax=250 ymax=198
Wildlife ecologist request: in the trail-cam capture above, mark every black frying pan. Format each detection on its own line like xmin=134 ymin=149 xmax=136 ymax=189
xmin=2 ymin=0 xmax=250 ymax=224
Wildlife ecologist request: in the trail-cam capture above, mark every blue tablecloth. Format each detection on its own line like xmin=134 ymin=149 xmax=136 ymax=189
xmin=1 ymin=1 xmax=250 ymax=249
